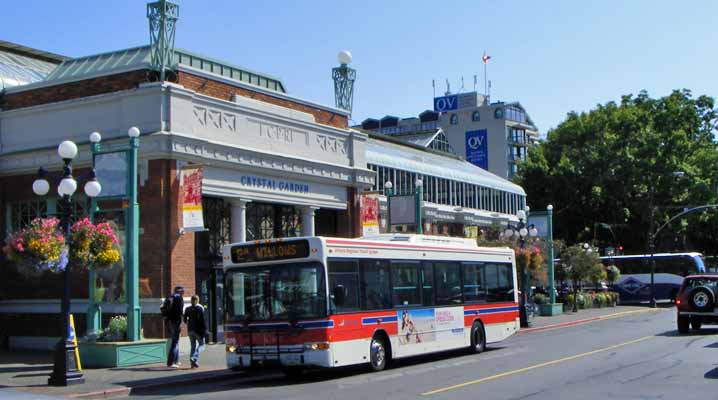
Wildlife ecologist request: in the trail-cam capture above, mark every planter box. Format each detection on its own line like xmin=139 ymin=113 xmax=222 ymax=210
xmin=79 ymin=339 xmax=167 ymax=368
xmin=539 ymin=303 xmax=564 ymax=316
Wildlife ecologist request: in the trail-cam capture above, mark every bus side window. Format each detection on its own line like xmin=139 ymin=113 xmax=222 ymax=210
xmin=391 ymin=261 xmax=421 ymax=307
xmin=463 ymin=263 xmax=485 ymax=303
xmin=435 ymin=262 xmax=462 ymax=305
xmin=421 ymin=262 xmax=435 ymax=306
xmin=360 ymin=259 xmax=392 ymax=310
xmin=486 ymin=263 xmax=515 ymax=302
xmin=328 ymin=259 xmax=360 ymax=313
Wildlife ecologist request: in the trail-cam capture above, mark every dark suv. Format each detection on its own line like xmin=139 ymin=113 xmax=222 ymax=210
xmin=676 ymin=274 xmax=718 ymax=333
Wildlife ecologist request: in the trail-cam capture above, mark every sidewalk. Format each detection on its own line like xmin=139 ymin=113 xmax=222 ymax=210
xmin=0 ymin=338 xmax=235 ymax=399
xmin=523 ymin=305 xmax=665 ymax=333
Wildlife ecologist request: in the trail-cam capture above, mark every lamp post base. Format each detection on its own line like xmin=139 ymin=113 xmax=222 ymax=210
xmin=48 ymin=340 xmax=84 ymax=386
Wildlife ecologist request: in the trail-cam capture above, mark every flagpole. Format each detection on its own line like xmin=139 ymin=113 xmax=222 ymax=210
xmin=484 ymin=59 xmax=487 ymax=96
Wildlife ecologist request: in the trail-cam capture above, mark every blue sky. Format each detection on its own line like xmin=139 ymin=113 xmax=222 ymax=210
xmin=4 ymin=1 xmax=717 ymax=133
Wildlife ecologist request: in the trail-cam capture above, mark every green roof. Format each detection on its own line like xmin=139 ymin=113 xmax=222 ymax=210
xmin=9 ymin=45 xmax=286 ymax=94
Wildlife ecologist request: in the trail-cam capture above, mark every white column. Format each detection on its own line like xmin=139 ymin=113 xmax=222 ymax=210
xmin=230 ymin=199 xmax=250 ymax=243
xmin=301 ymin=206 xmax=320 ymax=237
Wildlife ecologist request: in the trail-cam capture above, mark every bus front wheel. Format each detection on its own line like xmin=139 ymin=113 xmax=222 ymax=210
xmin=369 ymin=335 xmax=388 ymax=372
xmin=469 ymin=321 xmax=486 ymax=354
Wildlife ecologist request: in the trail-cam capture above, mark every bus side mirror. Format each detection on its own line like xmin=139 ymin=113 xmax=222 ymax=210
xmin=333 ymin=285 xmax=346 ymax=306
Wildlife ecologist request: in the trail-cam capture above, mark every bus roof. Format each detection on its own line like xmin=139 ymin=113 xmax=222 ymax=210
xmin=599 ymin=252 xmax=703 ymax=260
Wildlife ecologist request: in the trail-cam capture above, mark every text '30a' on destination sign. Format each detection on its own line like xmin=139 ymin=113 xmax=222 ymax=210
xmin=230 ymin=240 xmax=310 ymax=264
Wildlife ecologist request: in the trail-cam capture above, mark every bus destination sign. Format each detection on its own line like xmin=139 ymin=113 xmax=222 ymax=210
xmin=230 ymin=240 xmax=310 ymax=264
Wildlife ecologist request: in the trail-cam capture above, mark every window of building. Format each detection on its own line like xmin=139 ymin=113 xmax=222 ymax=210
xmin=360 ymin=259 xmax=392 ymax=310
xmin=391 ymin=261 xmax=421 ymax=306
xmin=429 ymin=131 xmax=453 ymax=153
xmin=450 ymin=114 xmax=458 ymax=125
xmin=328 ymin=259 xmax=361 ymax=312
xmin=494 ymin=108 xmax=504 ymax=119
xmin=6 ymin=199 xmax=49 ymax=233
xmin=246 ymin=203 xmax=275 ymax=240
xmin=472 ymin=111 xmax=480 ymax=121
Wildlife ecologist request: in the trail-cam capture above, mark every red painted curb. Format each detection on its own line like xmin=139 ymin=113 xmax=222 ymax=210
xmin=519 ymin=316 xmax=604 ymax=334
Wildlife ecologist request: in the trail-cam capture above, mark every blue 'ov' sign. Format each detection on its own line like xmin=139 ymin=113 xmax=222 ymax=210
xmin=434 ymin=94 xmax=459 ymax=112
xmin=465 ymin=130 xmax=488 ymax=170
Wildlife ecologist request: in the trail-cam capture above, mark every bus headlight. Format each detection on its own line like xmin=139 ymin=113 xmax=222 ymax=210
xmin=304 ymin=342 xmax=330 ymax=351
xmin=226 ymin=345 xmax=237 ymax=353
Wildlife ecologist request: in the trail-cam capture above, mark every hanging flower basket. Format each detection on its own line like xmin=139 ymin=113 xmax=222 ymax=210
xmin=528 ymin=246 xmax=544 ymax=271
xmin=69 ymin=218 xmax=120 ymax=269
xmin=2 ymin=218 xmax=68 ymax=277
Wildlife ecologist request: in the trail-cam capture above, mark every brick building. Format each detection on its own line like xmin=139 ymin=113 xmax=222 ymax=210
xmin=0 ymin=41 xmax=374 ymax=346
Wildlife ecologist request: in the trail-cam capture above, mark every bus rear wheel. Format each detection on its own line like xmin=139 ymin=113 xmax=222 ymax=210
xmin=369 ymin=336 xmax=388 ymax=372
xmin=469 ymin=321 xmax=486 ymax=354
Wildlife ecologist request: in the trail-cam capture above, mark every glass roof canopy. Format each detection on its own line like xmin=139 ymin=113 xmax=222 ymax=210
xmin=0 ymin=43 xmax=61 ymax=90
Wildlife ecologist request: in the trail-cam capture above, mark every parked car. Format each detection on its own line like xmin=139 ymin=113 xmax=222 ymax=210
xmin=676 ymin=274 xmax=718 ymax=333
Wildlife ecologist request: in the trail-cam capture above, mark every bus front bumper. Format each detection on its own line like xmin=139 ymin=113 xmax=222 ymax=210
xmin=226 ymin=345 xmax=333 ymax=369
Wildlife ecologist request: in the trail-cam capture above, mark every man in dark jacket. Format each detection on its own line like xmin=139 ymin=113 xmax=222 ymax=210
xmin=183 ymin=295 xmax=207 ymax=368
xmin=162 ymin=286 xmax=184 ymax=368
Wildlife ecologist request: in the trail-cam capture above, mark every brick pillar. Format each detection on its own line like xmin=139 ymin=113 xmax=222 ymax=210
xmin=168 ymin=161 xmax=195 ymax=295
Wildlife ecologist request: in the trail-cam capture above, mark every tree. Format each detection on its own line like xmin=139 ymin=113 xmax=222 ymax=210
xmin=606 ymin=265 xmax=621 ymax=286
xmin=561 ymin=244 xmax=601 ymax=311
xmin=515 ymin=90 xmax=718 ymax=255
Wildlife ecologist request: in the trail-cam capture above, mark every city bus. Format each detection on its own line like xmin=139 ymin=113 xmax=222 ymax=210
xmin=222 ymin=234 xmax=519 ymax=375
xmin=600 ymin=253 xmax=706 ymax=303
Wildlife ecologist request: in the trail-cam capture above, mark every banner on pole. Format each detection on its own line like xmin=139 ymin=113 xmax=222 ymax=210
xmin=361 ymin=194 xmax=380 ymax=236
xmin=181 ymin=168 xmax=205 ymax=232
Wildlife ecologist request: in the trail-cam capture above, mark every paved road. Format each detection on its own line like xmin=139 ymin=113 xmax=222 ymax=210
xmin=129 ymin=308 xmax=718 ymax=400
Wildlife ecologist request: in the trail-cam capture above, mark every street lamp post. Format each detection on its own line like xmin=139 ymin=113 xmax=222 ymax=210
xmin=503 ymin=207 xmax=538 ymax=327
xmin=33 ymin=137 xmax=102 ymax=386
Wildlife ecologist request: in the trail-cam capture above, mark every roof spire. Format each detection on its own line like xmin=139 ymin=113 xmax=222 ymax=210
xmin=147 ymin=0 xmax=179 ymax=81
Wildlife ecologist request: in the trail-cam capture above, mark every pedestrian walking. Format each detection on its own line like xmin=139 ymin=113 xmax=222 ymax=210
xmin=183 ymin=294 xmax=207 ymax=368
xmin=161 ymin=286 xmax=184 ymax=368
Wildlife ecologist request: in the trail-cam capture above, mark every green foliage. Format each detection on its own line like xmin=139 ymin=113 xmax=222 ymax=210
xmin=99 ymin=315 xmax=127 ymax=342
xmin=515 ymin=90 xmax=718 ymax=253
xmin=562 ymin=244 xmax=601 ymax=285
xmin=533 ymin=293 xmax=548 ymax=305
xmin=606 ymin=265 xmax=621 ymax=284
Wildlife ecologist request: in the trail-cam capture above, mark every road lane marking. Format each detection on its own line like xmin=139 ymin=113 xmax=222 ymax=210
xmin=421 ymin=335 xmax=654 ymax=396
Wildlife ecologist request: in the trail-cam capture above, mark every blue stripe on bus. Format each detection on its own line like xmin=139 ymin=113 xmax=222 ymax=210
xmin=464 ymin=306 xmax=519 ymax=316
xmin=298 ymin=320 xmax=334 ymax=329
xmin=362 ymin=315 xmax=398 ymax=325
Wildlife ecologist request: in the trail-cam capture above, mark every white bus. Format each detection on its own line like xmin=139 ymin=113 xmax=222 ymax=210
xmin=222 ymin=234 xmax=519 ymax=375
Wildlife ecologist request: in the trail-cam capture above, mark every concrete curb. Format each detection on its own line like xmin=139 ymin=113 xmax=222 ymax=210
xmin=67 ymin=368 xmax=239 ymax=399
xmin=519 ymin=308 xmax=664 ymax=334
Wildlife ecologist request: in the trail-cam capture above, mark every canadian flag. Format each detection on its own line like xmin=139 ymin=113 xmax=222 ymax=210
xmin=482 ymin=53 xmax=491 ymax=64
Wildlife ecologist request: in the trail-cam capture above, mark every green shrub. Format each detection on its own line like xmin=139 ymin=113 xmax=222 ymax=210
xmin=566 ymin=293 xmax=575 ymax=306
xmin=582 ymin=293 xmax=593 ymax=309
xmin=99 ymin=315 xmax=127 ymax=342
xmin=533 ymin=293 xmax=548 ymax=305
xmin=576 ymin=293 xmax=585 ymax=309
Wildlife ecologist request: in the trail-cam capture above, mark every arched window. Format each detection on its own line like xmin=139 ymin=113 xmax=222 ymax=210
xmin=450 ymin=114 xmax=458 ymax=125
xmin=472 ymin=111 xmax=480 ymax=122
xmin=494 ymin=108 xmax=504 ymax=119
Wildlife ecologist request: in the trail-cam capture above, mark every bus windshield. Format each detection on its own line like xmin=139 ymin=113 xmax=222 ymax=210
xmin=225 ymin=262 xmax=326 ymax=323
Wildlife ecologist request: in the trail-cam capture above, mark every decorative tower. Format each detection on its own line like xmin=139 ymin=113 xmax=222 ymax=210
xmin=332 ymin=50 xmax=356 ymax=114
xmin=147 ymin=0 xmax=179 ymax=81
